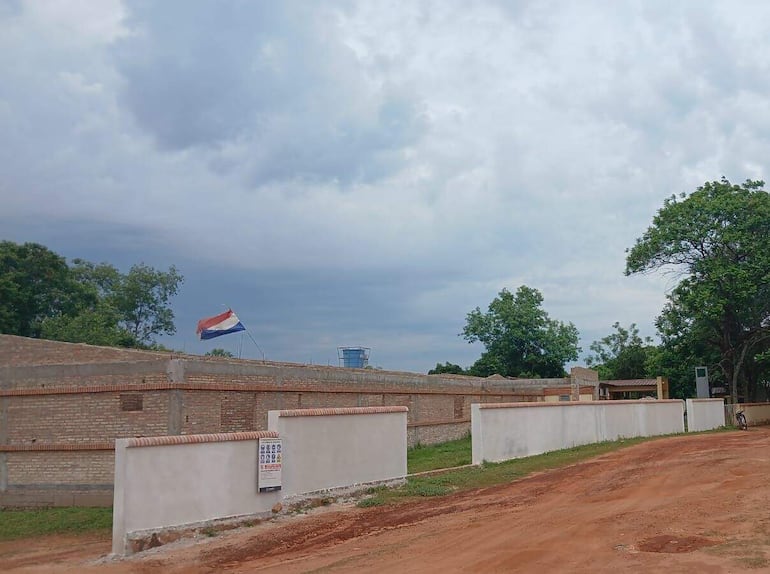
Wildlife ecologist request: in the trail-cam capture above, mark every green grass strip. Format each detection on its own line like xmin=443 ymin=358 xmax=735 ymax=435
xmin=365 ymin=434 xmax=686 ymax=507
xmin=0 ymin=507 xmax=113 ymax=541
xmin=408 ymin=435 xmax=473 ymax=474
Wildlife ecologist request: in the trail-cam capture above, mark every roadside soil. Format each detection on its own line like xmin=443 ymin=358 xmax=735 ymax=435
xmin=3 ymin=428 xmax=770 ymax=573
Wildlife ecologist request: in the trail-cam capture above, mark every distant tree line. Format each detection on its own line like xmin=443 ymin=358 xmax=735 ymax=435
xmin=0 ymin=240 xmax=183 ymax=349
xmin=430 ymin=178 xmax=770 ymax=402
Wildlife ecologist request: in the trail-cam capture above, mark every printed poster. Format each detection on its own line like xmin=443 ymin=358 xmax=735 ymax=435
xmin=258 ymin=437 xmax=282 ymax=493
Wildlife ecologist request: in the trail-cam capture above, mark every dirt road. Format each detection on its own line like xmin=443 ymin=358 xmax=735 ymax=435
xmin=3 ymin=429 xmax=770 ymax=573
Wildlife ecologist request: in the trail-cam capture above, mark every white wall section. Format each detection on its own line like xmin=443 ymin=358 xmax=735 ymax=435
xmin=112 ymin=407 xmax=408 ymax=556
xmin=471 ymin=400 xmax=684 ymax=465
xmin=686 ymin=398 xmax=725 ymax=432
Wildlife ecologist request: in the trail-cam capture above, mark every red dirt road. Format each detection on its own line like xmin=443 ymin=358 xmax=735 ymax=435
xmin=4 ymin=429 xmax=770 ymax=573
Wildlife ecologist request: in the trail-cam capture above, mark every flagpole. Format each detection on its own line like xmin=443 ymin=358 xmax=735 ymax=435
xmin=225 ymin=304 xmax=264 ymax=362
xmin=244 ymin=329 xmax=265 ymax=362
xmin=200 ymin=306 xmax=265 ymax=362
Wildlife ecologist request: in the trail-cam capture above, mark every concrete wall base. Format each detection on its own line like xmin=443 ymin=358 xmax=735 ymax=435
xmin=116 ymin=477 xmax=405 ymax=557
xmin=0 ymin=488 xmax=113 ymax=508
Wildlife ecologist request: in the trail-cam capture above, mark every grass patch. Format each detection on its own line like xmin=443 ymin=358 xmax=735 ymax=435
xmin=0 ymin=507 xmax=113 ymax=541
xmin=359 ymin=435 xmax=656 ymax=508
xmin=357 ymin=497 xmax=386 ymax=508
xmin=408 ymin=435 xmax=472 ymax=474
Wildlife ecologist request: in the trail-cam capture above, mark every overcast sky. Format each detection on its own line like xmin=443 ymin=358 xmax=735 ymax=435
xmin=2 ymin=1 xmax=769 ymax=372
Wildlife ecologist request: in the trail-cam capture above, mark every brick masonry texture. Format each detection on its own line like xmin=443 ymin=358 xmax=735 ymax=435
xmin=0 ymin=335 xmax=587 ymax=507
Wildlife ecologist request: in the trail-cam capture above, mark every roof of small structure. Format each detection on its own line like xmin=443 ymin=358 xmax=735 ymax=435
xmin=599 ymin=378 xmax=657 ymax=388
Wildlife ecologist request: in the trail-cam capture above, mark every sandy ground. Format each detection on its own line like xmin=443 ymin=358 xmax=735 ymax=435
xmin=3 ymin=428 xmax=770 ymax=573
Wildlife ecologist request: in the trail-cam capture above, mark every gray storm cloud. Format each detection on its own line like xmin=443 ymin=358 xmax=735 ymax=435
xmin=114 ymin=1 xmax=425 ymax=185
xmin=2 ymin=0 xmax=770 ymax=370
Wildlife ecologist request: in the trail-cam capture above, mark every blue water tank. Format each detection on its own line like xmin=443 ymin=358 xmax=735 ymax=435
xmin=341 ymin=347 xmax=368 ymax=368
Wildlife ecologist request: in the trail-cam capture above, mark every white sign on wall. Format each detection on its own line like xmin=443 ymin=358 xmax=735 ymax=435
xmin=258 ymin=438 xmax=282 ymax=493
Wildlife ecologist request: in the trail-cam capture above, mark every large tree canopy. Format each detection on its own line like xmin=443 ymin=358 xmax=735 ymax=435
xmin=626 ymin=178 xmax=770 ymax=402
xmin=462 ymin=285 xmax=580 ymax=378
xmin=0 ymin=241 xmax=183 ymax=348
xmin=0 ymin=241 xmax=76 ymax=337
xmin=585 ymin=322 xmax=656 ymax=381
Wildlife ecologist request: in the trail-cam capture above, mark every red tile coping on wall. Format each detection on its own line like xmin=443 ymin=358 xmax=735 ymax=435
xmin=0 ymin=382 xmax=534 ymax=397
xmin=124 ymin=431 xmax=279 ymax=448
xmin=477 ymin=399 xmax=684 ymax=409
xmin=276 ymin=406 xmax=409 ymax=417
xmin=0 ymin=442 xmax=115 ymax=452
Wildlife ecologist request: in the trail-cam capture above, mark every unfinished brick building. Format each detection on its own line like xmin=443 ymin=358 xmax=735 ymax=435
xmin=0 ymin=335 xmax=596 ymax=507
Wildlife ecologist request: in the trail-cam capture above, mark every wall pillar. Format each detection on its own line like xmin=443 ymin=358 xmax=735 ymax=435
xmin=657 ymin=376 xmax=670 ymax=400
xmin=0 ymin=397 xmax=7 ymax=491
xmin=166 ymin=360 xmax=185 ymax=435
xmin=168 ymin=390 xmax=183 ymax=435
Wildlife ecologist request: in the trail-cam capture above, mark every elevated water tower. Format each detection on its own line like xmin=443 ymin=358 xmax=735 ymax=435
xmin=338 ymin=347 xmax=370 ymax=369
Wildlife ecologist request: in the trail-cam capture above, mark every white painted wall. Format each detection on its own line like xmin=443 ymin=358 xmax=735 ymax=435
xmin=113 ymin=407 xmax=408 ymax=556
xmin=112 ymin=433 xmax=280 ymax=556
xmin=471 ymin=400 xmax=685 ymax=464
xmin=267 ymin=408 xmax=408 ymax=496
xmin=686 ymin=398 xmax=725 ymax=432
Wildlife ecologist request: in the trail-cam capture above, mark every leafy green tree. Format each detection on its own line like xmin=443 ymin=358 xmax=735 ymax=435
xmin=206 ymin=348 xmax=235 ymax=358
xmin=466 ymin=351 xmax=505 ymax=378
xmin=40 ymin=260 xmax=183 ymax=348
xmin=113 ymin=263 xmax=183 ymax=346
xmin=626 ymin=178 xmax=770 ymax=402
xmin=39 ymin=259 xmax=136 ymax=347
xmin=462 ymin=285 xmax=580 ymax=378
xmin=0 ymin=240 xmax=183 ymax=349
xmin=649 ymin=292 xmax=725 ymax=399
xmin=0 ymin=241 xmax=76 ymax=337
xmin=585 ymin=322 xmax=656 ymax=380
xmin=428 ymin=362 xmax=466 ymax=375
xmin=40 ymin=303 xmax=136 ymax=347
xmin=69 ymin=259 xmax=122 ymax=298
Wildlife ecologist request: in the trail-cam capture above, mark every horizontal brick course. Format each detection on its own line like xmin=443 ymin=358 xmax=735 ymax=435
xmin=0 ymin=442 xmax=114 ymax=452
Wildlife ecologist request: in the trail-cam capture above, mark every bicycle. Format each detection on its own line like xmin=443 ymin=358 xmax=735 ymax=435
xmin=735 ymin=410 xmax=748 ymax=430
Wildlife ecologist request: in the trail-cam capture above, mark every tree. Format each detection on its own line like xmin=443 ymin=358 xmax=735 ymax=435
xmin=462 ymin=285 xmax=580 ymax=378
xmin=428 ymin=362 xmax=466 ymax=375
xmin=206 ymin=348 xmax=235 ymax=358
xmin=40 ymin=304 xmax=136 ymax=347
xmin=648 ymin=299 xmax=723 ymax=399
xmin=40 ymin=260 xmax=183 ymax=348
xmin=64 ymin=259 xmax=183 ymax=347
xmin=0 ymin=240 xmax=184 ymax=349
xmin=113 ymin=263 xmax=183 ymax=346
xmin=585 ymin=322 xmax=655 ymax=380
xmin=39 ymin=259 xmax=136 ymax=347
xmin=0 ymin=241 xmax=76 ymax=337
xmin=626 ymin=178 xmax=770 ymax=402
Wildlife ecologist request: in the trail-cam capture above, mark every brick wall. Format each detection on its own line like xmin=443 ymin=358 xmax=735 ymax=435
xmin=0 ymin=335 xmax=579 ymax=507
xmin=2 ymin=451 xmax=114 ymax=507
xmin=6 ymin=392 xmax=169 ymax=444
xmin=0 ymin=334 xmax=171 ymax=366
